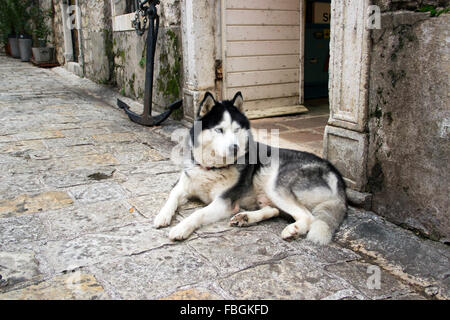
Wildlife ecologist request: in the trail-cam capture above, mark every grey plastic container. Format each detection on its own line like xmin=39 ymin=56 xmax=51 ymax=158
xmin=8 ymin=37 xmax=20 ymax=58
xmin=19 ymin=38 xmax=33 ymax=62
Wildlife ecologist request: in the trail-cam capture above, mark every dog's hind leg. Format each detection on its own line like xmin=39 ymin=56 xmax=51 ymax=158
xmin=267 ymin=192 xmax=315 ymax=240
xmin=169 ymin=197 xmax=233 ymax=240
xmin=230 ymin=206 xmax=280 ymax=227
xmin=262 ymin=165 xmax=315 ymax=240
xmin=307 ymin=199 xmax=347 ymax=245
xmin=154 ymin=172 xmax=190 ymax=228
xmin=275 ymin=198 xmax=313 ymax=241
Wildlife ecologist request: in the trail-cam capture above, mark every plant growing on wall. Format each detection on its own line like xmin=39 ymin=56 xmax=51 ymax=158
xmin=418 ymin=5 xmax=450 ymax=17
xmin=156 ymin=30 xmax=182 ymax=106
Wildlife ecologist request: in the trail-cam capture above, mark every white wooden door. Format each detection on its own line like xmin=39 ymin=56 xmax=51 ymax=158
xmin=222 ymin=0 xmax=307 ymax=118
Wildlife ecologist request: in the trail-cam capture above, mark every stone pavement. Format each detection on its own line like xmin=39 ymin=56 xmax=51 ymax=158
xmin=0 ymin=54 xmax=448 ymax=300
xmin=251 ymin=99 xmax=329 ymax=157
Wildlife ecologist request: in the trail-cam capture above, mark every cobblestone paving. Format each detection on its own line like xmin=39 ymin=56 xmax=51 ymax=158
xmin=0 ymin=55 xmax=448 ymax=300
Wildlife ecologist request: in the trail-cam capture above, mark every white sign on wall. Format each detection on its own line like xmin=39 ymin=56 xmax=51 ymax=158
xmin=313 ymin=2 xmax=331 ymax=24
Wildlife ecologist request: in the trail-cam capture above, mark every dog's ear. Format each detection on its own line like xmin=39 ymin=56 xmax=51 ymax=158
xmin=197 ymin=92 xmax=216 ymax=118
xmin=232 ymin=91 xmax=244 ymax=113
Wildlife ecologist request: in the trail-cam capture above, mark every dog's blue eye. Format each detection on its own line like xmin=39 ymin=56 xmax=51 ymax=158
xmin=215 ymin=128 xmax=223 ymax=134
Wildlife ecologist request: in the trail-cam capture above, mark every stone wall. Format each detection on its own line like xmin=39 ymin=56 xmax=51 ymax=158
xmin=43 ymin=0 xmax=182 ymax=114
xmin=367 ymin=10 xmax=449 ymax=241
xmin=112 ymin=0 xmax=183 ymax=116
xmin=78 ymin=0 xmax=112 ymax=83
xmin=43 ymin=0 xmax=112 ymax=82
xmin=50 ymin=0 xmax=65 ymax=65
xmin=37 ymin=0 xmax=64 ymax=64
xmin=373 ymin=0 xmax=449 ymax=12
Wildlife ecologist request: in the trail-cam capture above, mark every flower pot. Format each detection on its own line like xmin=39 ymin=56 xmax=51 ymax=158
xmin=8 ymin=36 xmax=20 ymax=58
xmin=19 ymin=36 xmax=33 ymax=62
xmin=32 ymin=47 xmax=51 ymax=63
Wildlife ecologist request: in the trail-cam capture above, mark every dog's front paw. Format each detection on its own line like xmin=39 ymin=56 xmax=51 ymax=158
xmin=169 ymin=222 xmax=194 ymax=241
xmin=230 ymin=212 xmax=249 ymax=227
xmin=153 ymin=209 xmax=173 ymax=229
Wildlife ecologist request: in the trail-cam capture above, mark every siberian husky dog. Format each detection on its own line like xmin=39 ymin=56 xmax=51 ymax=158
xmin=154 ymin=92 xmax=347 ymax=245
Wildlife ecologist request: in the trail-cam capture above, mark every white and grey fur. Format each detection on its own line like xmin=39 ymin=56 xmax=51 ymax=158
xmin=154 ymin=92 xmax=347 ymax=245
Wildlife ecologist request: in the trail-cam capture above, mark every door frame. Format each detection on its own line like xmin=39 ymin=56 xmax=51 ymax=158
xmin=299 ymin=0 xmax=306 ymax=105
xmin=60 ymin=0 xmax=83 ymax=73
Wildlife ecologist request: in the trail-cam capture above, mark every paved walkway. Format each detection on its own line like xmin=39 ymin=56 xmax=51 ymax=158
xmin=0 ymin=54 xmax=448 ymax=300
xmin=251 ymin=99 xmax=329 ymax=156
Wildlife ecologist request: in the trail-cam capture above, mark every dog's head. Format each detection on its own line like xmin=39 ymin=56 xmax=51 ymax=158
xmin=189 ymin=92 xmax=251 ymax=168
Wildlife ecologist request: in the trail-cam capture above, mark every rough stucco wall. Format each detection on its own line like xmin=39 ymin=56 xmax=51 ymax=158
xmin=50 ymin=0 xmax=65 ymax=65
xmin=368 ymin=11 xmax=450 ymax=241
xmin=43 ymin=0 xmax=112 ymax=82
xmin=373 ymin=0 xmax=449 ymax=11
xmin=46 ymin=0 xmax=181 ymax=111
xmin=78 ymin=0 xmax=112 ymax=83
xmin=113 ymin=0 xmax=182 ymax=115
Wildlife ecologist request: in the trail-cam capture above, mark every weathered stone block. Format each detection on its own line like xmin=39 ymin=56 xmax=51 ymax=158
xmin=0 ymin=192 xmax=74 ymax=219
xmin=218 ymin=255 xmax=363 ymax=300
xmin=68 ymin=182 xmax=127 ymax=204
xmin=40 ymin=222 xmax=173 ymax=273
xmin=0 ymin=272 xmax=108 ymax=300
xmin=323 ymin=126 xmax=369 ymax=191
xmin=88 ymin=244 xmax=217 ymax=299
xmin=335 ymin=208 xmax=450 ymax=299
xmin=329 ymin=0 xmax=371 ymax=133
xmin=159 ymin=288 xmax=221 ymax=300
xmin=367 ymin=11 xmax=450 ymax=240
xmin=0 ymin=250 xmax=42 ymax=292
xmin=188 ymin=230 xmax=296 ymax=275
xmin=40 ymin=200 xmax=146 ymax=241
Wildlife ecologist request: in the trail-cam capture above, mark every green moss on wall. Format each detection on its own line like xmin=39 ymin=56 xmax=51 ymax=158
xmin=102 ymin=28 xmax=115 ymax=85
xmin=156 ymin=29 xmax=182 ymax=119
xmin=116 ymin=49 xmax=126 ymax=62
xmin=128 ymin=73 xmax=136 ymax=95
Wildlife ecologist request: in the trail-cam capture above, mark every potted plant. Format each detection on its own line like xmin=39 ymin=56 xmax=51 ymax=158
xmin=30 ymin=5 xmax=53 ymax=63
xmin=0 ymin=0 xmax=20 ymax=58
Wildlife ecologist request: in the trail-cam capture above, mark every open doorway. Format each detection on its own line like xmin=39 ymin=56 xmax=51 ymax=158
xmin=250 ymin=0 xmax=331 ymax=156
xmin=301 ymin=0 xmax=331 ymax=150
xmin=304 ymin=0 xmax=331 ymax=100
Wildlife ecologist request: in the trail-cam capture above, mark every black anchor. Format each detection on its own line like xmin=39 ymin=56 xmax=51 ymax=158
xmin=117 ymin=0 xmax=182 ymax=126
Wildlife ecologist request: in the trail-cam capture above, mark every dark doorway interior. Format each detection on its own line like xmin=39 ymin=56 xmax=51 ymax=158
xmin=304 ymin=0 xmax=331 ymax=99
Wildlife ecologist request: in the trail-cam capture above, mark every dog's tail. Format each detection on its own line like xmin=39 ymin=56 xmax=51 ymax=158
xmin=306 ymin=198 xmax=347 ymax=245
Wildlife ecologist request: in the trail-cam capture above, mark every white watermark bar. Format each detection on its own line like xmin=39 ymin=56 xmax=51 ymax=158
xmin=367 ymin=265 xmax=382 ymax=290
xmin=367 ymin=5 xmax=382 ymax=29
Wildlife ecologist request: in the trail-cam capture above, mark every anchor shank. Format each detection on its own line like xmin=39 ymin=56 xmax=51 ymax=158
xmin=143 ymin=6 xmax=159 ymax=120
